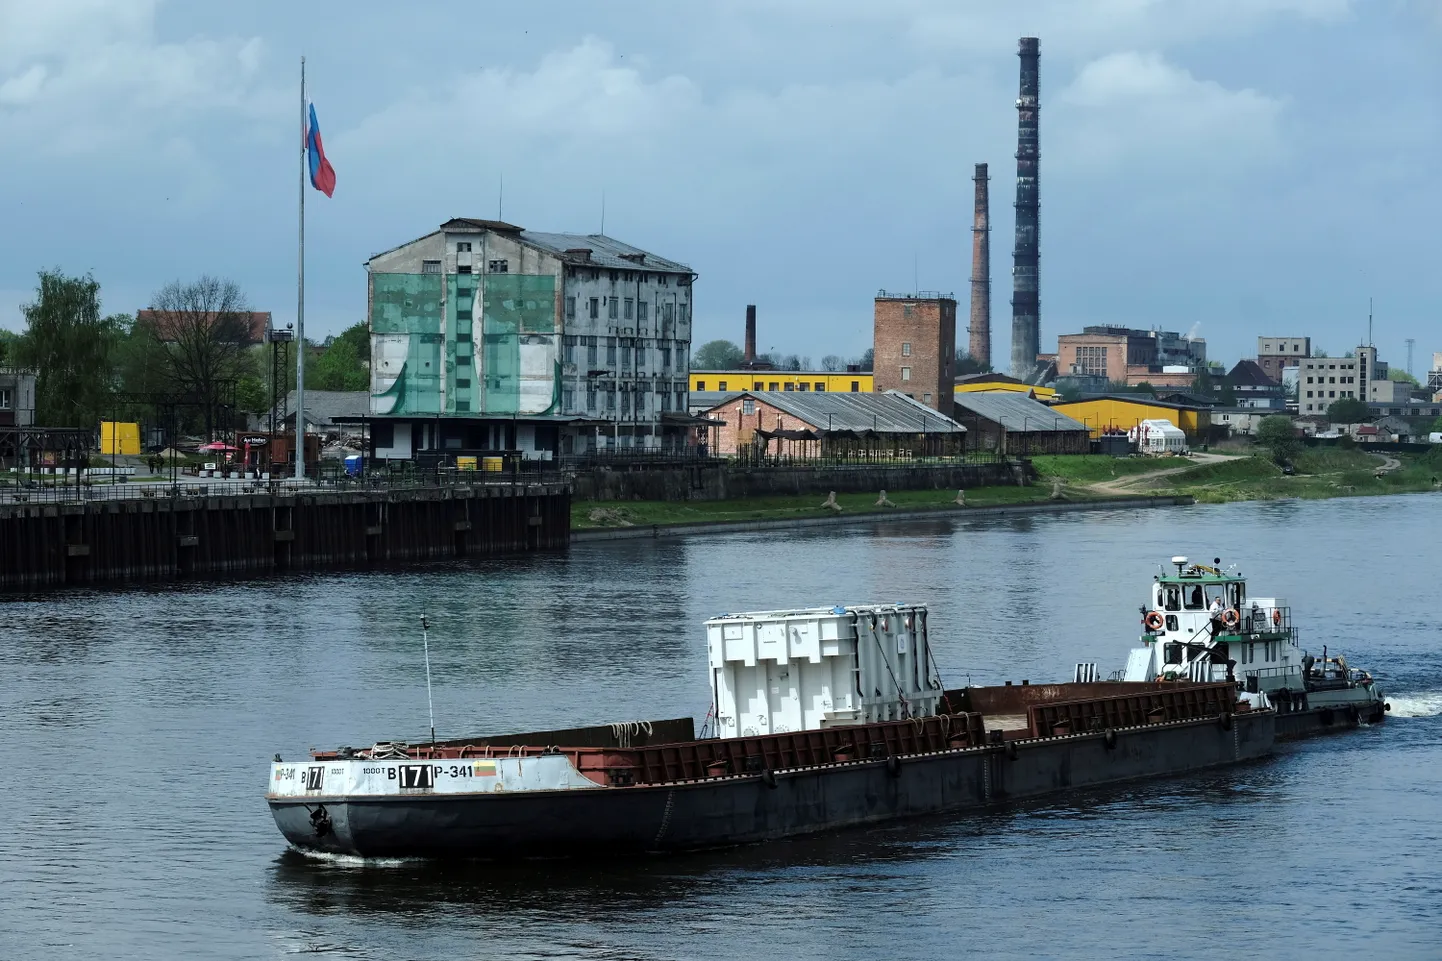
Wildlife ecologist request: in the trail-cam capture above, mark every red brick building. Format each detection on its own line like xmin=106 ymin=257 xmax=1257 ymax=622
xmin=702 ymin=390 xmax=965 ymax=460
xmin=872 ymin=292 xmax=956 ymax=412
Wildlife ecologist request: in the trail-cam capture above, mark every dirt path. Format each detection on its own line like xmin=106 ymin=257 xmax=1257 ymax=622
xmin=1371 ymin=452 xmax=1402 ymax=473
xmin=1087 ymin=452 xmax=1233 ymax=495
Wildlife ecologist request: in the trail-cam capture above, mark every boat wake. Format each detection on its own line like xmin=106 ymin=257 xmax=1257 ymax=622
xmin=1385 ymin=691 xmax=1442 ymax=718
xmin=287 ymin=845 xmax=413 ymax=868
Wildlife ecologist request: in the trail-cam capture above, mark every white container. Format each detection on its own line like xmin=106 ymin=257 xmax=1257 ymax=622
xmin=706 ymin=604 xmax=942 ymax=738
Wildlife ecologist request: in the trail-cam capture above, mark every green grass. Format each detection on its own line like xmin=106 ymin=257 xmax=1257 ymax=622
xmin=574 ymin=485 xmax=1099 ymax=529
xmin=1144 ymin=449 xmax=1441 ymax=504
xmin=1144 ymin=456 xmax=1280 ymax=488
xmin=1028 ymin=454 xmax=1174 ymax=483
xmin=1290 ymin=447 xmax=1381 ymax=473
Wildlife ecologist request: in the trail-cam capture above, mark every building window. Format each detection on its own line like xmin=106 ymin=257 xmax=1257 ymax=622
xmin=563 ymin=336 xmax=577 ymax=363
xmin=664 ymin=303 xmax=675 ymax=325
xmin=0 ymin=388 xmax=10 ymax=409
xmin=488 ymin=259 xmax=508 ymax=273
xmin=743 ymin=399 xmax=756 ymax=415
xmin=456 ymin=242 xmax=471 ymax=252
xmin=587 ymin=340 xmax=598 ymax=367
xmin=660 ymin=346 xmax=671 ymax=368
xmin=606 ymin=386 xmax=616 ymax=410
xmin=797 ymin=382 xmax=808 ymax=391
xmin=902 ymin=342 xmax=912 ymax=356
xmin=589 ymin=298 xmax=600 ymax=319
xmin=608 ymin=297 xmax=619 ymax=320
xmin=1330 ymin=391 xmax=1336 ymax=398
xmin=851 ymin=381 xmax=859 ymax=392
xmin=637 ymin=301 xmax=649 ymax=322
xmin=901 ymin=367 xmax=911 ymax=381
xmin=457 ymin=355 xmax=471 ymax=366
xmin=903 ymin=305 xmax=914 ymax=318
xmin=635 ymin=345 xmax=646 ymax=367
xmin=769 ymin=382 xmax=779 ymax=391
xmin=587 ymin=386 xmax=597 ymax=412
xmin=606 ymin=338 xmax=617 ymax=364
xmin=783 ymin=382 xmax=794 ymax=391
xmin=679 ymin=303 xmax=689 ymax=324
xmin=422 ymin=260 xmax=441 ymax=273
xmin=566 ymin=297 xmax=576 ymax=320
xmin=696 ymin=380 xmax=706 ymax=391
xmin=455 ymin=378 xmax=471 ymax=388
xmin=455 ymin=400 xmax=470 ymax=411
xmin=624 ymin=298 xmax=634 ymax=320
xmin=718 ymin=381 xmax=728 ymax=391
xmin=815 ymin=383 xmax=825 ymax=392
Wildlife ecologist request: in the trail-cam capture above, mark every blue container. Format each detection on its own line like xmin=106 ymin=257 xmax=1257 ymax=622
xmin=343 ymin=455 xmax=363 ymax=476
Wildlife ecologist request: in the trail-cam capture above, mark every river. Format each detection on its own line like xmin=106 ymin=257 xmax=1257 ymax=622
xmin=2 ymin=495 xmax=1439 ymax=960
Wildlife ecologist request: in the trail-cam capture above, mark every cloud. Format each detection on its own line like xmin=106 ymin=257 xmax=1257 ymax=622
xmin=1053 ymin=52 xmax=1285 ymax=174
xmin=0 ymin=0 xmax=281 ymax=157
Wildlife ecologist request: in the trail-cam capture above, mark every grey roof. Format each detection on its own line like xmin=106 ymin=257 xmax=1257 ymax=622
xmin=704 ymin=390 xmax=965 ymax=433
xmin=688 ymin=390 xmax=738 ymax=412
xmin=518 ymin=231 xmax=693 ymax=274
xmin=953 ymin=392 xmax=1088 ymax=433
xmin=256 ymin=391 xmax=370 ymax=430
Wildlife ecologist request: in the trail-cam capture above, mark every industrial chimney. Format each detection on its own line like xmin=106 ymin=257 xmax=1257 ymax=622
xmin=744 ymin=304 xmax=757 ymax=366
xmin=1009 ymin=37 xmax=1040 ymax=381
xmin=968 ymin=162 xmax=991 ymax=369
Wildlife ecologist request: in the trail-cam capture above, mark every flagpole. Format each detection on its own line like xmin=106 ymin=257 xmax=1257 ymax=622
xmin=295 ymin=55 xmax=307 ymax=481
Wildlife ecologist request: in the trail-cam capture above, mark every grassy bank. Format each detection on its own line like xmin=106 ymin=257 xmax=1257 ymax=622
xmin=573 ymin=485 xmax=1101 ymax=530
xmin=1140 ymin=448 xmax=1442 ymax=504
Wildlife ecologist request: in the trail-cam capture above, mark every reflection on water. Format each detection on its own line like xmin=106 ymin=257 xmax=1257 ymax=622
xmin=3 ymin=495 xmax=1441 ymax=960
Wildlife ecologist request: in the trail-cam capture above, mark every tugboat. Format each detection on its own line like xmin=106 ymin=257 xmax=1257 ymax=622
xmin=268 ymin=603 xmax=1273 ymax=859
xmin=1123 ymin=556 xmax=1388 ymax=737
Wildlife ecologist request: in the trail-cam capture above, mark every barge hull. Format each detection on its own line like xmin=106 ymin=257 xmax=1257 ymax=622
xmin=270 ymin=710 xmax=1274 ymax=858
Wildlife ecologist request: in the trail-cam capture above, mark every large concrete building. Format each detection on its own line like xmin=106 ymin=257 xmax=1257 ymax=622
xmin=1057 ymin=326 xmax=1206 ymax=388
xmin=872 ymin=292 xmax=956 ymax=413
xmin=366 ymin=218 xmax=695 ymax=460
xmin=0 ymin=367 xmax=36 ymax=427
xmin=1296 ymin=346 xmax=1401 ymax=415
xmin=1256 ymin=335 xmax=1310 ymax=385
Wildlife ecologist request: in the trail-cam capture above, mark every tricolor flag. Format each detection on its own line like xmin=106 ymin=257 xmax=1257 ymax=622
xmin=305 ymin=102 xmax=336 ymax=198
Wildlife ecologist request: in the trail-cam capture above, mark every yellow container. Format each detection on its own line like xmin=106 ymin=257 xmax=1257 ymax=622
xmin=100 ymin=421 xmax=141 ymax=456
xmin=456 ymin=456 xmax=477 ymax=471
xmin=481 ymin=456 xmax=504 ymax=473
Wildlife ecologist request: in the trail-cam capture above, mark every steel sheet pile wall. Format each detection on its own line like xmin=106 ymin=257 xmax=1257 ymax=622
xmin=0 ymin=484 xmax=569 ymax=592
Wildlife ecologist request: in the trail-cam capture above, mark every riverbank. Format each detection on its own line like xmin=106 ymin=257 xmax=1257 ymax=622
xmin=571 ymin=490 xmax=1193 ymax=540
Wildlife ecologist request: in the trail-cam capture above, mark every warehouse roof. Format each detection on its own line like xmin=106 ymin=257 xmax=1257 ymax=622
xmin=1059 ymin=394 xmax=1213 ymax=412
xmin=953 ymin=392 xmax=1088 ymax=432
xmin=371 ymin=221 xmax=693 ymax=275
xmin=704 ymin=390 xmax=965 ymax=433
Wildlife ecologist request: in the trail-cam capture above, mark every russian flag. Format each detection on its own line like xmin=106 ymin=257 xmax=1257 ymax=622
xmin=305 ymin=102 xmax=336 ymax=198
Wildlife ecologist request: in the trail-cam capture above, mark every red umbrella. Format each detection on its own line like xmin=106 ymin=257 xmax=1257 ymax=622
xmin=198 ymin=442 xmax=239 ymax=453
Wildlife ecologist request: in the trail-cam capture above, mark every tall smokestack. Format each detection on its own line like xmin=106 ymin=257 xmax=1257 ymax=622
xmin=1010 ymin=37 xmax=1040 ymax=381
xmin=968 ymin=162 xmax=991 ymax=369
xmin=744 ymin=304 xmax=757 ymax=366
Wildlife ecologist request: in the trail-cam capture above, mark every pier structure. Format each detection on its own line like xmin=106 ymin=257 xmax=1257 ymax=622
xmin=0 ymin=481 xmax=569 ymax=591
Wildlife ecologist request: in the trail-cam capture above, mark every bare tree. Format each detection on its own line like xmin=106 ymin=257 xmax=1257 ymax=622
xmin=820 ymin=354 xmax=845 ymax=372
xmin=146 ymin=276 xmax=257 ymax=439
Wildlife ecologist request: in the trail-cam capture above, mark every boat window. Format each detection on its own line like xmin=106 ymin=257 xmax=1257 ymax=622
xmin=1164 ymin=643 xmax=1183 ymax=665
xmin=1204 ymin=584 xmax=1227 ymax=607
xmin=1184 ymin=585 xmax=1205 ymax=610
xmin=1165 ymin=615 xmax=1179 ymax=632
xmin=1163 ymin=586 xmax=1181 ymax=611
xmin=1228 ymin=583 xmax=1245 ymax=607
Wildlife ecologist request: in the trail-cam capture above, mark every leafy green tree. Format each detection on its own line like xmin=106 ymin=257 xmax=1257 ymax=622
xmin=1431 ymin=415 xmax=1442 ymax=433
xmin=1326 ymin=396 xmax=1371 ymax=424
xmin=1388 ymin=369 xmax=1419 ymax=386
xmin=14 ymin=269 xmax=122 ymax=427
xmin=1256 ymin=415 xmax=1299 ymax=464
xmin=692 ymin=339 xmax=744 ymax=369
xmin=0 ymin=328 xmax=19 ymax=364
xmin=308 ymin=321 xmax=370 ymax=391
xmin=1133 ymin=381 xmax=1156 ymax=395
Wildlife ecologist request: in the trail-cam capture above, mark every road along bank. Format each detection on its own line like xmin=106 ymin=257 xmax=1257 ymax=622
xmin=572 ymin=494 xmax=1194 ymax=542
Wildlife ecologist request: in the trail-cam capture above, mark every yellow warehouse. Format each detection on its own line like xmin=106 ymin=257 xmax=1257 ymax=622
xmin=690 ymin=370 xmax=874 ymax=394
xmin=1052 ymin=396 xmax=1211 ymax=440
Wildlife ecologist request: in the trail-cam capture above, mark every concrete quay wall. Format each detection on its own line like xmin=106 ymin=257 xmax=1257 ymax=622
xmin=0 ymin=484 xmax=570 ymax=592
xmin=571 ymin=462 xmax=1024 ymax=502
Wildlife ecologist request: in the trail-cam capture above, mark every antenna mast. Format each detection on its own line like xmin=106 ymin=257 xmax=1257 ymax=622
xmin=421 ymin=613 xmax=436 ymax=745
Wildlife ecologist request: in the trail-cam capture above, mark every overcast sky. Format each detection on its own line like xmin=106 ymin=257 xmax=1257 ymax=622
xmin=2 ymin=0 xmax=1439 ymax=371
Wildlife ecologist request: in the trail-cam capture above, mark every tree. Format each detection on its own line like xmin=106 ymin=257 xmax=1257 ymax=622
xmin=857 ymin=348 xmax=874 ymax=371
xmin=309 ymin=321 xmax=370 ymax=391
xmin=820 ymin=354 xmax=845 ymax=372
xmin=1388 ymin=369 xmax=1419 ymax=386
xmin=14 ymin=269 xmax=122 ymax=427
xmin=1133 ymin=381 xmax=1156 ymax=395
xmin=955 ymin=351 xmax=991 ymax=376
xmin=779 ymin=354 xmax=802 ymax=371
xmin=1432 ymin=415 xmax=1442 ymax=433
xmin=1313 ymin=348 xmax=1329 ymax=358
xmin=147 ymin=276 xmax=257 ymax=439
xmin=692 ymin=339 xmax=744 ymax=369
xmin=1326 ymin=396 xmax=1370 ymax=424
xmin=1256 ymin=415 xmax=1299 ymax=464
xmin=0 ymin=328 xmax=19 ymax=365
xmin=797 ymin=355 xmax=813 ymax=371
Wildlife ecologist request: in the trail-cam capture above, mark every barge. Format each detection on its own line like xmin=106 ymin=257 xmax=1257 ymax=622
xmin=269 ymin=603 xmax=1273 ymax=859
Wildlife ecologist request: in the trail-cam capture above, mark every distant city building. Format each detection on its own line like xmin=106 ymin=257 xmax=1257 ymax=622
xmin=1053 ymin=395 xmax=1212 ymax=441
xmin=701 ymin=390 xmax=965 ymax=459
xmin=366 ymin=218 xmax=696 ymax=460
xmin=951 ymin=391 xmax=1089 ymax=455
xmin=1056 ymin=326 xmax=1205 ymax=388
xmin=0 ymin=367 xmax=37 ymax=427
xmin=872 ymin=291 xmax=956 ymax=412
xmin=1256 ymin=336 xmax=1311 ymax=384
xmin=1296 ymin=346 xmax=1397 ymax=415
xmin=690 ymin=370 xmax=872 ymax=394
xmin=1226 ymin=360 xmax=1287 ymax=410
xmin=1428 ymin=352 xmax=1442 ymax=396
xmin=954 ymin=372 xmax=1057 ymax=402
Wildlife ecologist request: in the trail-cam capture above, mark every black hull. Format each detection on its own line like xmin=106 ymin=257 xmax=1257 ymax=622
xmin=270 ymin=712 xmax=1274 ymax=859
xmin=1275 ymin=702 xmax=1386 ymax=741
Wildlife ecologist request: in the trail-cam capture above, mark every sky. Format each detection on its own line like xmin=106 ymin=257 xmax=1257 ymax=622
xmin=2 ymin=0 xmax=1440 ymax=373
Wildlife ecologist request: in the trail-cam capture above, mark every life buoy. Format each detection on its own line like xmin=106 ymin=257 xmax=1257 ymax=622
xmin=1221 ymin=608 xmax=1240 ymax=628
xmin=1144 ymin=611 xmax=1165 ymax=631
xmin=1272 ymin=609 xmax=1282 ymax=627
